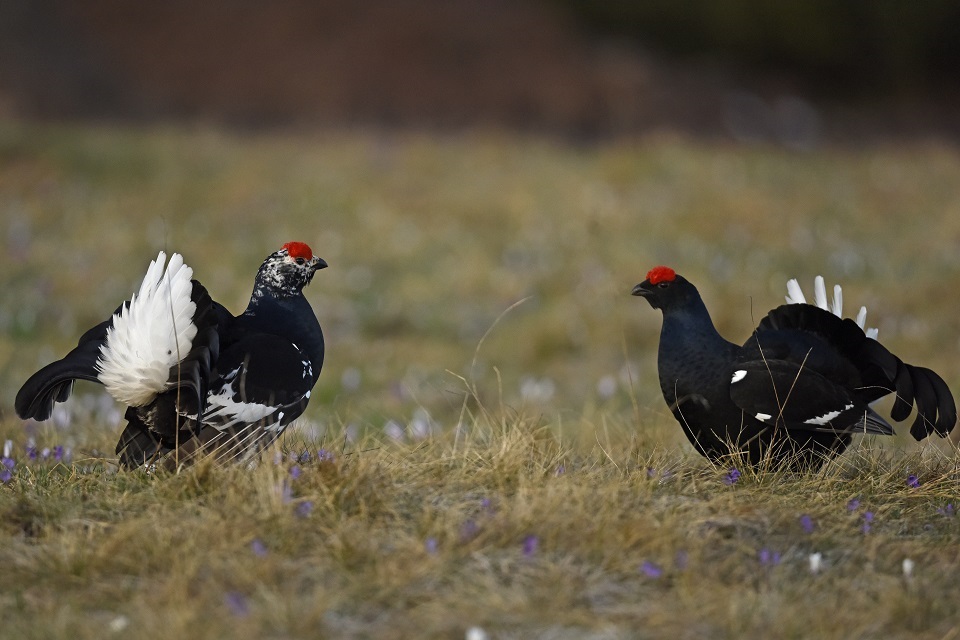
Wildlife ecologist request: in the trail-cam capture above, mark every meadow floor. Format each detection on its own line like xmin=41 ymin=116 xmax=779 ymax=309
xmin=2 ymin=121 xmax=960 ymax=638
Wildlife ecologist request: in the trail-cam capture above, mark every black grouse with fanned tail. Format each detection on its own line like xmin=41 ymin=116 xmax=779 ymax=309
xmin=15 ymin=242 xmax=327 ymax=469
xmin=632 ymin=266 xmax=957 ymax=469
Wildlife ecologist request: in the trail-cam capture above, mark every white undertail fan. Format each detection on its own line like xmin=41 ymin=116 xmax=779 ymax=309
xmin=785 ymin=275 xmax=879 ymax=340
xmin=96 ymin=252 xmax=199 ymax=407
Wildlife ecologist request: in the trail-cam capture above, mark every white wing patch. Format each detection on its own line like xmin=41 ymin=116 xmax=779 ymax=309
xmin=97 ymin=252 xmax=197 ymax=406
xmin=203 ymin=385 xmax=275 ymax=430
xmin=804 ymin=403 xmax=854 ymax=426
xmin=731 ymin=370 xmax=747 ymax=384
xmin=755 ymin=412 xmax=772 ymax=422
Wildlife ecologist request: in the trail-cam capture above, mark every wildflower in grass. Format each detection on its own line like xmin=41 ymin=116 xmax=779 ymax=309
xmin=465 ymin=626 xmax=489 ymax=640
xmin=522 ymin=535 xmax=539 ymax=557
xmin=862 ymin=511 xmax=874 ymax=534
xmin=2 ymin=444 xmax=16 ymax=483
xmin=937 ymin=504 xmax=956 ymax=517
xmin=108 ymin=615 xmax=130 ymax=632
xmin=555 ymin=464 xmax=565 ymax=476
xmin=26 ymin=440 xmax=37 ymax=461
xmin=40 ymin=447 xmax=51 ymax=460
xmin=640 ymin=560 xmax=663 ymax=578
xmin=847 ymin=497 xmax=861 ymax=511
xmin=317 ymin=449 xmax=334 ymax=463
xmin=384 ymin=419 xmax=405 ymax=442
xmin=52 ymin=445 xmax=64 ymax=462
xmin=272 ymin=451 xmax=283 ymax=465
xmin=460 ymin=519 xmax=479 ymax=543
xmin=647 ymin=467 xmax=657 ymax=478
xmin=295 ymin=501 xmax=313 ymax=518
xmin=903 ymin=558 xmax=915 ymax=578
xmin=425 ymin=537 xmax=438 ymax=554
xmin=289 ymin=465 xmax=302 ymax=480
xmin=907 ymin=474 xmax=920 ymax=489
xmin=723 ymin=468 xmax=741 ymax=485
xmin=800 ymin=514 xmax=815 ymax=534
xmin=758 ymin=548 xmax=781 ymax=566
xmin=224 ymin=591 xmax=249 ymax=617
xmin=809 ymin=552 xmax=823 ymax=574
xmin=251 ymin=539 xmax=268 ymax=557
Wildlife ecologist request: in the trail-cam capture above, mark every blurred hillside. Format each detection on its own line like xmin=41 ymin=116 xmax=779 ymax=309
xmin=2 ymin=0 xmax=959 ymax=142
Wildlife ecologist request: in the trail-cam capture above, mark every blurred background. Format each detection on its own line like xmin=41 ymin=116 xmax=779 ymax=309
xmin=2 ymin=0 xmax=960 ymax=453
xmin=3 ymin=0 xmax=960 ymax=140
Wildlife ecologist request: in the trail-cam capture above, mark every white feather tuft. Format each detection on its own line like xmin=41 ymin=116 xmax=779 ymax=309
xmin=785 ymin=279 xmax=806 ymax=305
xmin=814 ymin=276 xmax=828 ymax=310
xmin=96 ymin=252 xmax=198 ymax=406
xmin=785 ymin=276 xmax=879 ymax=340
xmin=831 ymin=284 xmax=842 ymax=316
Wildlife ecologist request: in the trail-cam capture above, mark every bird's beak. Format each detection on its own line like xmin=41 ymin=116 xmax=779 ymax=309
xmin=313 ymin=257 xmax=329 ymax=270
xmin=631 ymin=282 xmax=650 ymax=297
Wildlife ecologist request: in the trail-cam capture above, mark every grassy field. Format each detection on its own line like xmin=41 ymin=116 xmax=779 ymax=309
xmin=2 ymin=120 xmax=960 ymax=638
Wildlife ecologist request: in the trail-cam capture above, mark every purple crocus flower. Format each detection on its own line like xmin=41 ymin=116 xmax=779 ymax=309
xmin=295 ymin=501 xmax=313 ymax=518
xmin=250 ymin=539 xmax=268 ymax=557
xmin=522 ymin=535 xmax=539 ymax=557
xmin=0 ymin=469 xmax=11 ymax=484
xmin=224 ymin=591 xmax=249 ymax=617
xmin=425 ymin=537 xmax=439 ymax=554
xmin=317 ymin=449 xmax=335 ymax=463
xmin=937 ymin=504 xmax=956 ymax=517
xmin=847 ymin=497 xmax=861 ymax=511
xmin=460 ymin=519 xmax=479 ymax=542
xmin=289 ymin=465 xmax=302 ymax=480
xmin=723 ymin=468 xmax=741 ymax=485
xmin=1 ymin=456 xmax=14 ymax=470
xmin=52 ymin=445 xmax=64 ymax=462
xmin=862 ymin=511 xmax=874 ymax=534
xmin=907 ymin=474 xmax=920 ymax=489
xmin=800 ymin=514 xmax=815 ymax=534
xmin=758 ymin=548 xmax=781 ymax=566
xmin=640 ymin=561 xmax=663 ymax=578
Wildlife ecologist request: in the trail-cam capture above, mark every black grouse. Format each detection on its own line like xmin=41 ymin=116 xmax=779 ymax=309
xmin=632 ymin=266 xmax=957 ymax=469
xmin=15 ymin=241 xmax=327 ymax=469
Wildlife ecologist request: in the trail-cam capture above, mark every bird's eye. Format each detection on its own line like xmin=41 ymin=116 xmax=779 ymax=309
xmin=657 ymin=282 xmax=670 ymax=289
xmin=295 ymin=257 xmax=305 ymax=266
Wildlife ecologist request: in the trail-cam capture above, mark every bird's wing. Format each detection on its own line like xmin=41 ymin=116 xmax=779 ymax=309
xmin=193 ymin=334 xmax=315 ymax=461
xmin=728 ymin=359 xmax=894 ymax=436
xmin=756 ymin=303 xmax=957 ymax=439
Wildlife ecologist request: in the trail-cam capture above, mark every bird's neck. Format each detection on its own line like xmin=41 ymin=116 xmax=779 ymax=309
xmin=659 ymin=298 xmax=738 ymax=360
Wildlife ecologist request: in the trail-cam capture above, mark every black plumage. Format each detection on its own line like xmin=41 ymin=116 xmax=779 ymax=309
xmin=632 ymin=266 xmax=957 ymax=469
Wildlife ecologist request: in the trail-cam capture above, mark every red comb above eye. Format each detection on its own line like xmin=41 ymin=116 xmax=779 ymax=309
xmin=282 ymin=242 xmax=313 ymax=260
xmin=646 ymin=266 xmax=676 ymax=285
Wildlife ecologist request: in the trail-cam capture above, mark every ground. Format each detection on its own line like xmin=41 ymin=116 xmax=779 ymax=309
xmin=2 ymin=121 xmax=960 ymax=638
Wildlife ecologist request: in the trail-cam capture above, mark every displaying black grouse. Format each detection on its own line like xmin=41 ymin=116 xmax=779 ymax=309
xmin=15 ymin=242 xmax=327 ymax=469
xmin=632 ymin=266 xmax=957 ymax=469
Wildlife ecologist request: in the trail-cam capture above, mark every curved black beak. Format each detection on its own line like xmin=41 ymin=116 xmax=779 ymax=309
xmin=313 ymin=257 xmax=329 ymax=270
xmin=631 ymin=282 xmax=650 ymax=297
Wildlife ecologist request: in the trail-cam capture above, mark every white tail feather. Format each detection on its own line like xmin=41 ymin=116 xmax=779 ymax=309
xmin=785 ymin=275 xmax=878 ymax=340
xmin=785 ymin=279 xmax=806 ymax=305
xmin=814 ymin=276 xmax=828 ymax=310
xmin=97 ymin=252 xmax=198 ymax=406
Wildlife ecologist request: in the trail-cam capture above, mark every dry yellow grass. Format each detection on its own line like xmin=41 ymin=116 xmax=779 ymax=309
xmin=2 ymin=121 xmax=960 ymax=638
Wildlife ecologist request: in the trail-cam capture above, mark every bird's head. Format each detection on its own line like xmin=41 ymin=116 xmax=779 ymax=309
xmin=255 ymin=241 xmax=328 ymax=298
xmin=631 ymin=266 xmax=698 ymax=310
